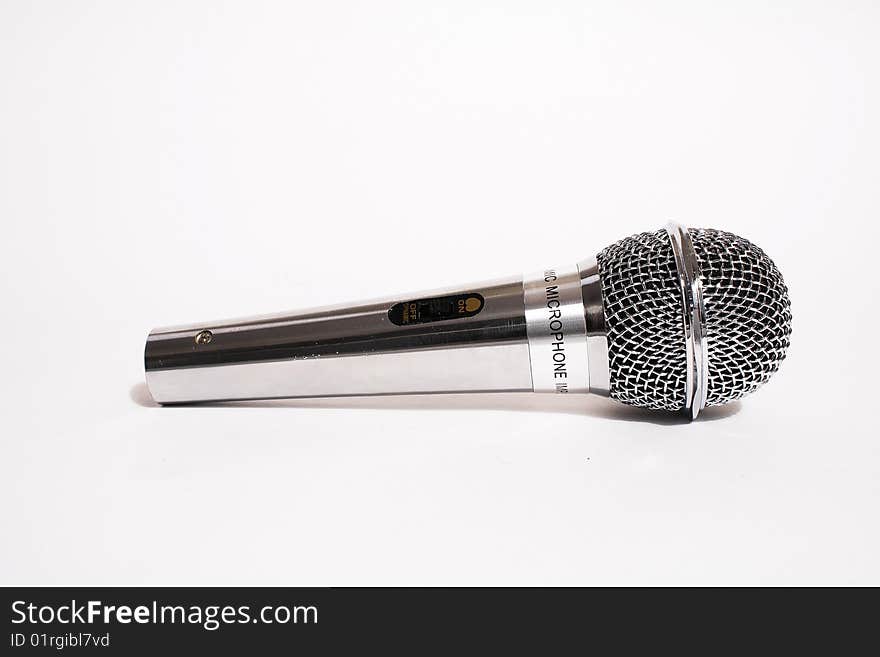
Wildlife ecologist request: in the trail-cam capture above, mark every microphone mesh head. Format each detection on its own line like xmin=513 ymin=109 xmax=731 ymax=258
xmin=596 ymin=228 xmax=792 ymax=410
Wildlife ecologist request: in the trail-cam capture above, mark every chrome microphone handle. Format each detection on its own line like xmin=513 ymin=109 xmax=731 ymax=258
xmin=144 ymin=258 xmax=610 ymax=404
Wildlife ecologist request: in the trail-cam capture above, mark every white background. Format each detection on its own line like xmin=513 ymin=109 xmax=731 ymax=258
xmin=2 ymin=1 xmax=878 ymax=585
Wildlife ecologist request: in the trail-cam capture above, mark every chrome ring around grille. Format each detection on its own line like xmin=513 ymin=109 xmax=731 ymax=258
xmin=666 ymin=223 xmax=708 ymax=420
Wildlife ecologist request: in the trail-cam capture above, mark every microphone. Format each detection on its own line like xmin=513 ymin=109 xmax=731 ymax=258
xmin=144 ymin=223 xmax=791 ymax=419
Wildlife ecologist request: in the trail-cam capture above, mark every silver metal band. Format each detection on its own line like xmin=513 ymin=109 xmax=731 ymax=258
xmin=523 ymin=264 xmax=590 ymax=394
xmin=666 ymin=223 xmax=709 ymax=419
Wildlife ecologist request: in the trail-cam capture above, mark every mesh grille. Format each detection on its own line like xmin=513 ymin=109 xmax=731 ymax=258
xmin=689 ymin=228 xmax=792 ymax=406
xmin=597 ymin=230 xmax=687 ymax=411
xmin=596 ymin=228 xmax=792 ymax=410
